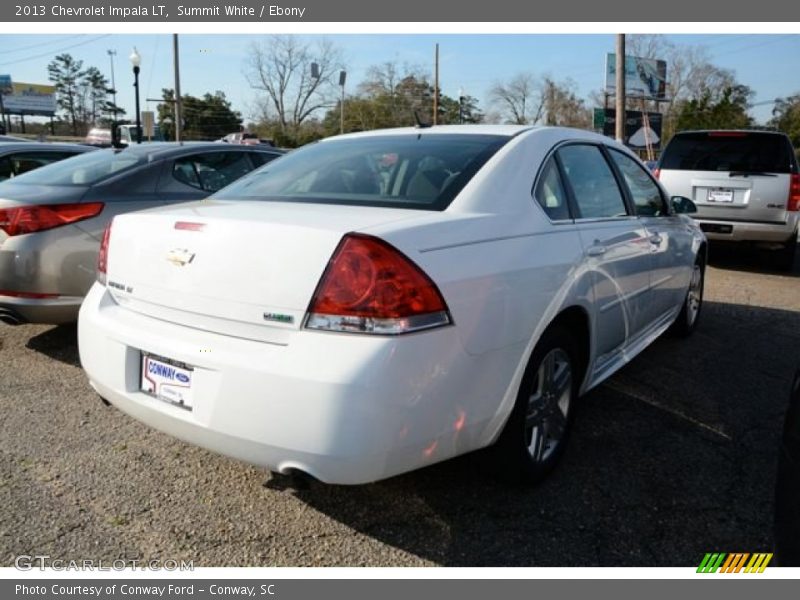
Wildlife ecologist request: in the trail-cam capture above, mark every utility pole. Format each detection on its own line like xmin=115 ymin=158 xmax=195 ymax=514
xmin=433 ymin=43 xmax=439 ymax=126
xmin=107 ymin=49 xmax=118 ymax=120
xmin=615 ymin=34 xmax=626 ymax=143
xmin=173 ymin=34 xmax=182 ymax=142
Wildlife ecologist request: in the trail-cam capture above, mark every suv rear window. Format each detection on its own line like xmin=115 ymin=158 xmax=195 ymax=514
xmin=213 ymin=134 xmax=509 ymax=211
xmin=660 ymin=132 xmax=795 ymax=174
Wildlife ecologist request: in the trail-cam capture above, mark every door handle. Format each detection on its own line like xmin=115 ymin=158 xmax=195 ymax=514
xmin=649 ymin=233 xmax=663 ymax=245
xmin=586 ymin=244 xmax=607 ymax=257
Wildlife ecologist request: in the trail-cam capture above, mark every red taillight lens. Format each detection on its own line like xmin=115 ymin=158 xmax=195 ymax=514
xmin=97 ymin=221 xmax=112 ymax=285
xmin=789 ymin=173 xmax=800 ymax=212
xmin=654 ymin=168 xmax=661 ymax=180
xmin=305 ymin=233 xmax=451 ymax=335
xmin=0 ymin=202 xmax=104 ymax=237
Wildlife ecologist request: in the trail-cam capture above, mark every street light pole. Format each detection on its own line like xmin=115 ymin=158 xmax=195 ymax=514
xmin=107 ymin=49 xmax=117 ymax=120
xmin=173 ymin=34 xmax=182 ymax=143
xmin=338 ymin=70 xmax=346 ymax=135
xmin=615 ymin=34 xmax=626 ymax=143
xmin=130 ymin=47 xmax=142 ymax=144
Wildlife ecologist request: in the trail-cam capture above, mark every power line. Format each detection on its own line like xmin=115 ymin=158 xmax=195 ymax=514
xmin=0 ymin=35 xmax=111 ymax=67
xmin=0 ymin=34 xmax=87 ymax=56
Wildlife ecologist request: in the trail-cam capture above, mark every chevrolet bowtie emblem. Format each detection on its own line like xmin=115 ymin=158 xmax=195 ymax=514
xmin=166 ymin=248 xmax=195 ymax=267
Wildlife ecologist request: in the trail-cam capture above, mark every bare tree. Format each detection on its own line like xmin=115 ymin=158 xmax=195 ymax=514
xmin=245 ymin=35 xmax=344 ymax=141
xmin=489 ymin=73 xmax=546 ymax=125
xmin=544 ymin=77 xmax=591 ymax=128
xmin=620 ymin=35 xmax=742 ymax=139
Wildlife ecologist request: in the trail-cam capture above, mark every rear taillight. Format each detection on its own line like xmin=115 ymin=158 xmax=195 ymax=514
xmin=654 ymin=168 xmax=660 ymax=180
xmin=305 ymin=233 xmax=451 ymax=335
xmin=97 ymin=221 xmax=112 ymax=285
xmin=789 ymin=173 xmax=800 ymax=212
xmin=0 ymin=202 xmax=104 ymax=237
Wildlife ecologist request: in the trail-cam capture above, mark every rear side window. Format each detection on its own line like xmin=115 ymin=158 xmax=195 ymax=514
xmin=660 ymin=132 xmax=794 ymax=174
xmin=558 ymin=145 xmax=628 ymax=219
xmin=213 ymin=134 xmax=509 ymax=211
xmin=250 ymin=151 xmax=282 ymax=167
xmin=534 ymin=157 xmax=570 ymax=220
xmin=173 ymin=152 xmax=255 ymax=193
xmin=0 ymin=151 xmax=80 ymax=181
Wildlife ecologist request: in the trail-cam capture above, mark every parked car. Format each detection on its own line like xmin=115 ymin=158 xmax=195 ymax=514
xmin=775 ymin=368 xmax=800 ymax=566
xmin=0 ymin=142 xmax=284 ymax=325
xmin=0 ymin=142 xmax=95 ymax=183
xmin=220 ymin=131 xmax=275 ymax=146
xmin=657 ymin=130 xmax=799 ymax=270
xmin=78 ymin=125 xmax=706 ymax=485
xmin=84 ymin=128 xmax=112 ymax=147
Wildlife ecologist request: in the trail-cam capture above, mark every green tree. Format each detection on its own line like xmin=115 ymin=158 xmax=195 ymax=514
xmin=157 ymin=89 xmax=242 ymax=141
xmin=770 ymin=94 xmax=800 ymax=155
xmin=673 ymin=85 xmax=754 ymax=131
xmin=48 ymin=53 xmax=85 ymax=135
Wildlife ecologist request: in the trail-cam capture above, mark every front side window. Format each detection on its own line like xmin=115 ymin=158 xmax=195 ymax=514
xmin=557 ymin=145 xmax=628 ymax=219
xmin=534 ymin=157 xmax=570 ymax=220
xmin=609 ymin=149 xmax=667 ymax=217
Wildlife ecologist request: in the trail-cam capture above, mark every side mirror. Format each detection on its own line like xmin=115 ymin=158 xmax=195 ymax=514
xmin=671 ymin=196 xmax=697 ymax=214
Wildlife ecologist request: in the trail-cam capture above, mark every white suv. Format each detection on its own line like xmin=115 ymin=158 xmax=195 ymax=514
xmin=657 ymin=130 xmax=799 ymax=270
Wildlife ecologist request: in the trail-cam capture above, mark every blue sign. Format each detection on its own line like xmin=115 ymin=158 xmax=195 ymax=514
xmin=0 ymin=75 xmax=11 ymax=95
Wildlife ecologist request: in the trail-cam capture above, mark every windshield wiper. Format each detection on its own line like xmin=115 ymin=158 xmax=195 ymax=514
xmin=729 ymin=171 xmax=777 ymax=177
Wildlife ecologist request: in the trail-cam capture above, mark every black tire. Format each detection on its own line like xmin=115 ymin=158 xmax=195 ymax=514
xmin=774 ymin=231 xmax=797 ymax=273
xmin=493 ymin=324 xmax=580 ymax=485
xmin=671 ymin=254 xmax=705 ymax=338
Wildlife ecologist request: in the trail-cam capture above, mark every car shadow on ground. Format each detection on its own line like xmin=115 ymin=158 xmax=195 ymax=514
xmin=25 ymin=323 xmax=80 ymax=367
xmin=708 ymin=241 xmax=799 ymax=277
xmin=286 ymin=299 xmax=800 ymax=566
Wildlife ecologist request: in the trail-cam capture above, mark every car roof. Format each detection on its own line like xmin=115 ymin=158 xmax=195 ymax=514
xmin=324 ymin=124 xmax=536 ymax=141
xmin=673 ymin=129 xmax=789 ymax=137
xmin=114 ymin=142 xmax=286 ymax=161
xmin=0 ymin=142 xmax=95 ymax=153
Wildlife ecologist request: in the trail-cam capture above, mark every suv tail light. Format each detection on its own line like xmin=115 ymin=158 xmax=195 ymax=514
xmin=0 ymin=203 xmax=104 ymax=237
xmin=97 ymin=221 xmax=112 ymax=285
xmin=789 ymin=173 xmax=800 ymax=212
xmin=653 ymin=168 xmax=660 ymax=180
xmin=305 ymin=233 xmax=451 ymax=335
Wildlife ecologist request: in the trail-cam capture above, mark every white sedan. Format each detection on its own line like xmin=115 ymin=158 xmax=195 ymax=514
xmin=78 ymin=125 xmax=706 ymax=485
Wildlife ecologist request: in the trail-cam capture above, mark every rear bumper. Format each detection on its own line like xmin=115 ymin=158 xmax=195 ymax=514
xmin=78 ymin=283 xmax=512 ymax=484
xmin=693 ymin=216 xmax=798 ymax=243
xmin=0 ymin=295 xmax=82 ymax=325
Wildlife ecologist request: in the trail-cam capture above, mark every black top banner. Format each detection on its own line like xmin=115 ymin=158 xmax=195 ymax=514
xmin=1 ymin=0 xmax=799 ymax=21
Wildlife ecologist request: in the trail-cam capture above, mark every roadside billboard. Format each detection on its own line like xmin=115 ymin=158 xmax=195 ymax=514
xmin=3 ymin=82 xmax=57 ymax=116
xmin=595 ymin=108 xmax=663 ymax=149
xmin=605 ymin=54 xmax=668 ymax=101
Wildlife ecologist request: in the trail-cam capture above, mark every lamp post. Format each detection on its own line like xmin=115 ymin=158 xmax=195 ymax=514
xmin=107 ymin=49 xmax=117 ymax=120
xmin=338 ymin=70 xmax=346 ymax=135
xmin=129 ymin=47 xmax=142 ymax=144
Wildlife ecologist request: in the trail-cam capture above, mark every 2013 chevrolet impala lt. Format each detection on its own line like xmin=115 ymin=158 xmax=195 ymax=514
xmin=78 ymin=125 xmax=706 ymax=485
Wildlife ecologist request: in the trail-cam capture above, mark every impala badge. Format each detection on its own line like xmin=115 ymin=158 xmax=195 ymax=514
xmin=166 ymin=248 xmax=195 ymax=267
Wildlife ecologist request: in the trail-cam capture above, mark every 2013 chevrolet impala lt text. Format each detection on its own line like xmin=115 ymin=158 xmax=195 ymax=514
xmin=78 ymin=125 xmax=706 ymax=485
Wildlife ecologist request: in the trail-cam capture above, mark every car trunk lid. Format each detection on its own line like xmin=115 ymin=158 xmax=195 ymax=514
xmin=104 ymin=200 xmax=423 ymax=344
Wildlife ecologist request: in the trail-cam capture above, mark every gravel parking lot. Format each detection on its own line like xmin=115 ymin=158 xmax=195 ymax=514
xmin=1 ymin=245 xmax=798 ymax=567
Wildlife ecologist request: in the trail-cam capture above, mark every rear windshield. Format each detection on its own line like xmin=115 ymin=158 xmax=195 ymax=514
xmin=9 ymin=148 xmax=144 ymax=186
xmin=660 ymin=132 xmax=795 ymax=174
xmin=213 ymin=134 xmax=510 ymax=210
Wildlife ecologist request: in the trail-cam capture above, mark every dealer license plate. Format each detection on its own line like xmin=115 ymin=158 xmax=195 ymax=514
xmin=140 ymin=352 xmax=194 ymax=410
xmin=707 ymin=188 xmax=734 ymax=202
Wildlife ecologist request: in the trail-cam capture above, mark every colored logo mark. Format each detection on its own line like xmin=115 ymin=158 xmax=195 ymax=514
xmin=697 ymin=552 xmax=773 ymax=573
